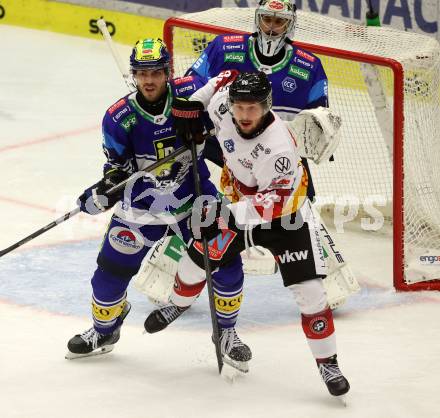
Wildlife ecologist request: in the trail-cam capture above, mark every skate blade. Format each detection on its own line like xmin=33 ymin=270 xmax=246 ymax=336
xmin=335 ymin=394 xmax=348 ymax=407
xmin=65 ymin=344 xmax=115 ymax=360
xmin=222 ymin=356 xmax=249 ymax=374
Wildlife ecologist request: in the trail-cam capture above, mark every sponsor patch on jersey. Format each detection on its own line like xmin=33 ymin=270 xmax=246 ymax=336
xmin=112 ymin=105 xmax=130 ymax=122
xmin=154 ymin=136 xmax=176 ymax=160
xmin=177 ymin=84 xmax=196 ymax=95
xmin=250 ymin=143 xmax=270 ymax=159
xmin=108 ymin=226 xmax=144 ymax=255
xmin=275 ymin=157 xmax=291 ymax=174
xmin=224 ymin=139 xmax=235 ymax=153
xmin=296 ymin=49 xmax=316 ymax=62
xmin=193 ymin=230 xmax=237 ymax=261
xmin=224 ymin=52 xmax=245 ymax=63
xmin=269 ymin=177 xmax=292 ymax=189
xmin=223 ymin=43 xmax=245 ymax=51
xmin=174 ymin=75 xmax=194 ymax=85
xmin=282 ymin=76 xmax=297 ymax=93
xmin=274 ymin=157 xmax=291 ymax=174
xmin=120 ymin=114 xmax=137 ymax=132
xmin=293 ymin=56 xmax=314 ymax=69
xmin=219 ymin=103 xmax=228 ymax=115
xmin=223 ymin=35 xmax=244 ymax=43
xmin=275 ymin=249 xmax=309 ymax=264
xmin=288 ymin=65 xmax=310 ymax=81
xmin=108 ymin=98 xmax=126 ymax=115
xmin=238 ymin=158 xmax=253 ymax=169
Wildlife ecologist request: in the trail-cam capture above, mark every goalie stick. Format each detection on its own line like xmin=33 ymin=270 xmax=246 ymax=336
xmin=0 ymin=146 xmax=187 ymax=258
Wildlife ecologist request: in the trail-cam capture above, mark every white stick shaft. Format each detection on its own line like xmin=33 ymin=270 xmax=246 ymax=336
xmin=97 ymin=18 xmax=135 ymax=92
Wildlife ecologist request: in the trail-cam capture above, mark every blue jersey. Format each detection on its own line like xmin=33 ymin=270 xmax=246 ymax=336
xmin=101 ymin=76 xmax=215 ymax=224
xmin=186 ymin=33 xmax=328 ymax=120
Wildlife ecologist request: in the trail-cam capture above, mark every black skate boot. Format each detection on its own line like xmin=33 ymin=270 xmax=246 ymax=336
xmin=218 ymin=327 xmax=252 ymax=373
xmin=317 ymin=354 xmax=350 ymax=398
xmin=144 ymin=303 xmax=189 ymax=333
xmin=65 ymin=301 xmax=131 ymax=359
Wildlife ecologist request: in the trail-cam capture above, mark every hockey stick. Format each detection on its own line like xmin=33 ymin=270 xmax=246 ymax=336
xmin=0 ymin=146 xmax=187 ymax=259
xmin=97 ymin=18 xmax=136 ymax=92
xmin=189 ymin=141 xmax=224 ymax=374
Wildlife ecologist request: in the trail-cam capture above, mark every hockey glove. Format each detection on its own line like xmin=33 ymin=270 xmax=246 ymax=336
xmin=189 ymin=199 xmax=225 ymax=241
xmin=171 ymin=97 xmax=206 ymax=147
xmin=77 ymin=168 xmax=129 ymax=215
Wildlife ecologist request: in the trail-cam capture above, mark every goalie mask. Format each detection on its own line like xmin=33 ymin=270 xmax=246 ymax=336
xmin=129 ymin=38 xmax=170 ymax=73
xmin=254 ymin=0 xmax=297 ymax=57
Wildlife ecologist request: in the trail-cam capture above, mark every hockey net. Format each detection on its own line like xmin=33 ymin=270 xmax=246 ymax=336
xmin=163 ymin=8 xmax=440 ymax=291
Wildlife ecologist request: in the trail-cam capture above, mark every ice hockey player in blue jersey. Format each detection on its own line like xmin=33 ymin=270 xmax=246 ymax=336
xmin=65 ymin=38 xmax=245 ymax=360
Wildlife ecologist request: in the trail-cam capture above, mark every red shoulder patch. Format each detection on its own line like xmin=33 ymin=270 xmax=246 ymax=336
xmin=108 ymin=98 xmax=126 ymax=115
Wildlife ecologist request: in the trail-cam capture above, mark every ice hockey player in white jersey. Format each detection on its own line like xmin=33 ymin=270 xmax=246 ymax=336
xmin=145 ymin=70 xmax=350 ymax=398
xmin=138 ymin=0 xmax=359 ymax=310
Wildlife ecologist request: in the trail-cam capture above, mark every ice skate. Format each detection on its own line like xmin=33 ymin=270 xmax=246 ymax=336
xmin=317 ymin=354 xmax=350 ymax=403
xmin=218 ymin=327 xmax=252 ymax=373
xmin=144 ymin=302 xmax=189 ymax=333
xmin=65 ymin=301 xmax=131 ymax=359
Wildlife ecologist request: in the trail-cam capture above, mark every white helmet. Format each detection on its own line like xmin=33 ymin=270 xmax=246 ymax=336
xmin=254 ymin=0 xmax=297 ymax=57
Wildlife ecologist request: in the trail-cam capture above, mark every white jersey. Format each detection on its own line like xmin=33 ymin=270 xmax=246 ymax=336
xmin=192 ymin=70 xmax=309 ymax=224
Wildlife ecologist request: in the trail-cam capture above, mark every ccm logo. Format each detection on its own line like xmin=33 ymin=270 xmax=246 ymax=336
xmin=0 ymin=4 xmax=5 ymax=19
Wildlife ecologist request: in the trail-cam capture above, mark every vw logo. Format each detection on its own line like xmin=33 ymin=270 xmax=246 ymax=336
xmin=274 ymin=157 xmax=291 ymax=174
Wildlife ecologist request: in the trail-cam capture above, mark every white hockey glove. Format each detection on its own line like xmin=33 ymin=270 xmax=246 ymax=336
xmin=287 ymin=107 xmax=342 ymax=165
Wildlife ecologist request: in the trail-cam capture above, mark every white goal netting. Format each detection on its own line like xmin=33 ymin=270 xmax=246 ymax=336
xmin=165 ymin=8 xmax=440 ymax=289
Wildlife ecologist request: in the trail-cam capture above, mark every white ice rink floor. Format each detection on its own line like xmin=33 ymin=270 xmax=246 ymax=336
xmin=1 ymin=25 xmax=440 ymax=418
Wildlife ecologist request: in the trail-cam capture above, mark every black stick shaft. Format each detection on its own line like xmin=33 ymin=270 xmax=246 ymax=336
xmin=190 ymin=142 xmax=224 ymax=373
xmin=0 ymin=146 xmax=187 ymax=259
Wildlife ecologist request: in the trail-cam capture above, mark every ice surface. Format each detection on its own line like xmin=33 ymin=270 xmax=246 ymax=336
xmin=0 ymin=25 xmax=439 ymax=418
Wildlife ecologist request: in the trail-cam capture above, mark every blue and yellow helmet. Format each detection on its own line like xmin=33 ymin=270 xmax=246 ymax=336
xmin=129 ymin=38 xmax=170 ymax=72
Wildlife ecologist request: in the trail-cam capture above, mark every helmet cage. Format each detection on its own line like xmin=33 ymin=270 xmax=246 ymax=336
xmin=254 ymin=0 xmax=297 ymax=57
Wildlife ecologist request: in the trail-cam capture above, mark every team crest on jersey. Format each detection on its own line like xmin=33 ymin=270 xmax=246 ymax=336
xmin=193 ymin=230 xmax=237 ymax=261
xmin=223 ymin=139 xmax=235 ymax=153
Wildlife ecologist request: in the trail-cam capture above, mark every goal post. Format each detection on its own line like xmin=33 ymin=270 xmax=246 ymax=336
xmin=163 ymin=8 xmax=440 ymax=292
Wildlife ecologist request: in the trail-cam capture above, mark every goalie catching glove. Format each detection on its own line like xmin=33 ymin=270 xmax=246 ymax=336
xmin=171 ymin=98 xmax=206 ymax=146
xmin=77 ymin=167 xmax=129 ymax=215
xmin=287 ymin=107 xmax=342 ymax=164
